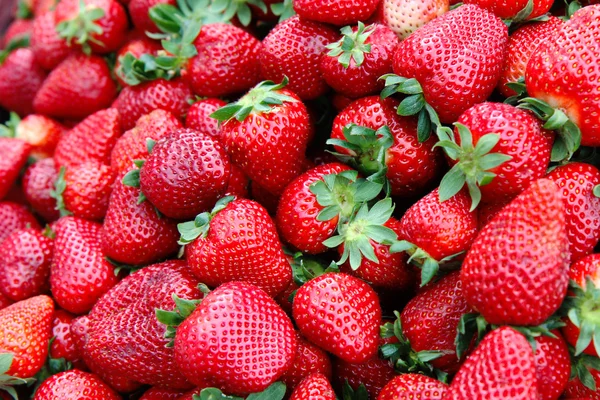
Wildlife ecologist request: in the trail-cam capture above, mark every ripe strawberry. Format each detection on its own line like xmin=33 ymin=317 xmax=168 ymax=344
xmin=293 ymin=272 xmax=382 ymax=363
xmin=534 ymin=332 xmax=571 ymax=400
xmin=181 ymin=197 xmax=292 ymax=297
xmin=0 ymin=202 xmax=41 ymax=244
xmin=22 ymin=158 xmax=60 ymax=222
xmin=49 ymin=309 xmax=79 ymax=363
xmin=332 ymin=354 xmax=396 ymax=400
xmin=0 ymin=138 xmax=32 ymax=200
xmin=378 ymin=374 xmax=448 ymax=400
xmin=289 ymin=373 xmax=335 ymax=400
xmin=321 ymin=23 xmax=398 ymax=99
xmin=29 ymin=11 xmax=71 ymax=71
xmin=129 ymin=0 xmax=176 ymax=34
xmin=460 ymin=179 xmax=569 ymax=326
xmin=546 ymin=162 xmax=600 ymax=262
xmin=464 ymin=0 xmax=553 ymax=20
xmin=280 ymin=333 xmax=332 ymax=393
xmin=476 ymin=199 xmax=511 ymax=230
xmin=497 ymin=17 xmax=563 ymax=97
xmin=215 ymin=79 xmax=312 ymax=196
xmin=0 ymin=48 xmax=46 ymax=116
xmin=185 ymin=98 xmax=227 ymax=139
xmin=140 ymin=387 xmax=185 ymax=400
xmin=444 ymin=327 xmax=538 ymax=399
xmin=114 ymin=36 xmax=162 ymax=87
xmin=381 ymin=0 xmax=449 ymax=40
xmin=563 ymin=367 xmax=600 ymax=399
xmin=293 ymin=0 xmax=380 ymax=25
xmin=33 ymin=369 xmax=121 ymax=400
xmin=33 ymin=54 xmax=117 ymax=120
xmin=260 ymin=17 xmax=338 ymax=100
xmin=50 ymin=216 xmax=119 ymax=314
xmin=0 ymin=295 xmax=54 ymax=378
xmin=1 ymin=19 xmax=33 ymax=48
xmin=12 ymin=114 xmax=65 ymax=160
xmin=172 ymin=281 xmax=297 ymax=395
xmin=225 ymin=164 xmax=249 ymax=198
xmin=0 ymin=228 xmax=52 ymax=302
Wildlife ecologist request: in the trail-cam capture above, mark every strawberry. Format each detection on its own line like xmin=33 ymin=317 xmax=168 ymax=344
xmin=225 ymin=165 xmax=249 ymax=198
xmin=180 ymin=197 xmax=292 ymax=297
xmin=444 ymin=327 xmax=538 ymax=399
xmin=321 ymin=23 xmax=398 ymax=99
xmin=185 ymin=98 xmax=227 ymax=139
xmin=170 ymin=281 xmax=297 ymax=395
xmin=29 ymin=11 xmax=71 ymax=71
xmin=381 ymin=0 xmax=449 ymax=40
xmin=0 ymin=294 xmax=12 ymax=311
xmin=0 ymin=228 xmax=52 ymax=302
xmin=293 ymin=0 xmax=380 ymax=25
xmin=0 ymin=138 xmax=32 ymax=200
xmin=0 ymin=48 xmax=46 ymax=117
xmin=0 ymin=295 xmax=54 ymax=378
xmin=22 ymin=158 xmax=60 ymax=222
xmin=114 ymin=36 xmax=162 ymax=87
xmin=0 ymin=202 xmax=41 ymax=244
xmin=563 ymin=365 xmax=600 ymax=399
xmin=50 ymin=216 xmax=119 ymax=314
xmin=546 ymin=162 xmax=600 ymax=262
xmin=332 ymin=354 xmax=396 ymax=400
xmin=460 ymin=179 xmax=569 ymax=326
xmin=464 ymin=0 xmax=553 ymax=20
xmin=1 ymin=19 xmax=33 ymax=48
xmin=260 ymin=16 xmax=339 ymax=100
xmin=533 ymin=332 xmax=571 ymax=400
xmin=292 ymin=272 xmax=382 ymax=363
xmin=128 ymin=0 xmax=176 ymax=34
xmin=33 ymin=369 xmax=121 ymax=400
xmin=11 ymin=114 xmax=65 ymax=160
xmin=496 ymin=17 xmax=563 ymax=98
xmin=33 ymin=54 xmax=117 ymax=120
xmin=49 ymin=309 xmax=79 ymax=363
xmin=378 ymin=374 xmax=448 ymax=400
xmin=214 ymin=79 xmax=312 ymax=196
xmin=289 ymin=373 xmax=335 ymax=400
xmin=280 ymin=333 xmax=332 ymax=393
xmin=140 ymin=387 xmax=186 ymax=400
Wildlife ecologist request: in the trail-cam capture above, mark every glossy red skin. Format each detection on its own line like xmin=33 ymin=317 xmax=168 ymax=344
xmin=63 ymin=162 xmax=116 ymax=221
xmin=86 ymin=261 xmax=199 ymax=389
xmin=392 ymin=5 xmax=507 ymax=124
xmin=332 ymin=355 xmax=396 ymax=400
xmin=184 ymin=24 xmax=262 ymax=98
xmin=321 ymin=24 xmax=399 ymax=98
xmin=30 ymin=11 xmax=72 ymax=71
xmin=445 ymin=327 xmax=538 ymax=399
xmin=221 ymin=89 xmax=311 ymax=196
xmin=115 ymin=37 xmax=162 ymax=87
xmin=401 ymin=271 xmax=474 ymax=373
xmin=116 ymin=78 xmax=193 ymax=130
xmin=290 ymin=373 xmax=336 ymax=400
xmin=50 ymin=217 xmax=119 ymax=315
xmin=0 ymin=138 xmax=32 ymax=200
xmin=187 ymin=198 xmax=292 ymax=297
xmin=55 ymin=0 xmax=128 ymax=54
xmin=54 ymin=108 xmax=122 ymax=168
xmin=140 ymin=388 xmax=186 ymax=400
xmin=0 ymin=229 xmax=52 ymax=302
xmin=533 ymin=332 xmax=570 ymax=400
xmin=293 ymin=0 xmax=380 ymax=25
xmin=260 ymin=16 xmax=339 ymax=100
xmin=461 ymin=179 xmax=570 ymax=326
xmin=463 ymin=0 xmax=552 ymax=18
xmin=224 ymin=164 xmax=249 ymax=198
xmin=15 ymin=114 xmax=65 ymax=160
xmin=33 ymin=54 xmax=117 ymax=120
xmin=527 ymin=5 xmax=600 ymax=146
xmin=0 ymin=48 xmax=46 ymax=116
xmin=49 ymin=309 xmax=78 ymax=362
xmin=546 ymin=163 xmax=600 ymax=262
xmin=331 ymin=96 xmax=442 ymax=197
xmin=175 ymin=281 xmax=297 ymax=395
xmin=454 ymin=102 xmax=553 ymax=202
xmin=102 ymin=178 xmax=180 ymax=265
xmin=129 ymin=0 xmax=176 ymax=34
xmin=281 ymin=333 xmax=332 ymax=393
xmin=0 ymin=295 xmax=54 ymax=378
xmin=378 ymin=374 xmax=448 ymax=400
xmin=399 ymin=188 xmax=478 ymax=262
xmin=22 ymin=158 xmax=60 ymax=222
xmin=497 ymin=17 xmax=563 ymax=97
xmin=33 ymin=369 xmax=121 ymax=400
xmin=185 ymin=98 xmax=227 ymax=139
xmin=293 ymin=273 xmax=382 ymax=363
xmin=276 ymin=163 xmax=352 ymax=254
xmin=0 ymin=202 xmax=41 ymax=244
xmin=1 ymin=19 xmax=33 ymax=48
xmin=476 ymin=198 xmax=510 ymax=230
xmin=563 ymin=368 xmax=600 ymax=399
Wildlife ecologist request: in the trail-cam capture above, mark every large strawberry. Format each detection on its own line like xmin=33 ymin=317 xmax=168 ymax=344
xmin=0 ymin=138 xmax=32 ymax=200
xmin=380 ymin=0 xmax=449 ymax=40
xmin=33 ymin=369 xmax=121 ymax=400
xmin=0 ymin=48 xmax=46 ymax=116
xmin=378 ymin=374 xmax=448 ymax=400
xmin=460 ymin=179 xmax=569 ymax=326
xmin=293 ymin=0 xmax=379 ymax=25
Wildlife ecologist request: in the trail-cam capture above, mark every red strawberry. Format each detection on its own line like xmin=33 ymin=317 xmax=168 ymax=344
xmin=378 ymin=374 xmax=448 ymax=400
xmin=381 ymin=0 xmax=449 ymax=40
xmin=181 ymin=197 xmax=292 ymax=297
xmin=293 ymin=0 xmax=380 ymax=25
xmin=33 ymin=54 xmax=117 ymax=120
xmin=290 ymin=373 xmax=335 ymax=400
xmin=0 ymin=48 xmax=46 ymax=116
xmin=140 ymin=387 xmax=186 ymax=400
xmin=50 ymin=216 xmax=119 ymax=314
xmin=444 ymin=327 xmax=538 ymax=399
xmin=33 ymin=369 xmax=121 ymax=400
xmin=114 ymin=36 xmax=162 ymax=87
xmin=477 ymin=198 xmax=511 ymax=230
xmin=321 ymin=23 xmax=398 ymax=99
xmin=22 ymin=158 xmax=60 ymax=222
xmin=49 ymin=309 xmax=79 ymax=363
xmin=533 ymin=332 xmax=571 ymax=400
xmin=0 ymin=295 xmax=54 ymax=378
xmin=185 ymin=98 xmax=227 ymax=139
xmin=563 ymin=367 xmax=600 ymax=399
xmin=280 ymin=333 xmax=332 ymax=393
xmin=464 ymin=0 xmax=553 ymax=20
xmin=172 ymin=281 xmax=297 ymax=395
xmin=129 ymin=0 xmax=176 ymax=34
xmin=0 ymin=228 xmax=52 ymax=302
xmin=1 ymin=19 xmax=33 ymax=48
xmin=0 ymin=138 xmax=32 ymax=200
xmin=29 ymin=11 xmax=71 ymax=71
xmin=260 ymin=16 xmax=338 ymax=100
xmin=332 ymin=354 xmax=396 ymax=400
xmin=461 ymin=179 xmax=569 ymax=326
xmin=224 ymin=164 xmax=249 ymax=198
xmin=13 ymin=114 xmax=65 ymax=160
xmin=0 ymin=202 xmax=41 ymax=244
xmin=293 ymin=272 xmax=382 ymax=363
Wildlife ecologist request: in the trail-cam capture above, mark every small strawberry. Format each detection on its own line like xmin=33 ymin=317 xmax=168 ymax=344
xmin=0 ymin=48 xmax=46 ymax=117
xmin=33 ymin=369 xmax=121 ymax=400
xmin=49 ymin=309 xmax=79 ymax=363
xmin=563 ymin=358 xmax=600 ymax=399
xmin=9 ymin=114 xmax=65 ymax=160
xmin=114 ymin=36 xmax=162 ymax=87
xmin=381 ymin=0 xmax=449 ymax=40
xmin=185 ymin=98 xmax=227 ymax=139
xmin=29 ymin=11 xmax=71 ymax=71
xmin=0 ymin=138 xmax=32 ymax=200
xmin=293 ymin=0 xmax=380 ymax=25
xmin=289 ymin=373 xmax=335 ymax=400
xmin=464 ymin=0 xmax=553 ymax=20
xmin=533 ymin=332 xmax=571 ymax=400
xmin=378 ymin=374 xmax=448 ymax=400
xmin=280 ymin=333 xmax=332 ymax=394
xmin=0 ymin=202 xmax=41 ymax=244
xmin=22 ymin=158 xmax=60 ymax=222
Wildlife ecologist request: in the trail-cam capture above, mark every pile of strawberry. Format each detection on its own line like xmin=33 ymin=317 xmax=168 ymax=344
xmin=0 ymin=0 xmax=599 ymax=398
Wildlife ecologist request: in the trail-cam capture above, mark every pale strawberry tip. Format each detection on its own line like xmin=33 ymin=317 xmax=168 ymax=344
xmin=55 ymin=0 xmax=105 ymax=55
xmin=325 ymin=22 xmax=375 ymax=69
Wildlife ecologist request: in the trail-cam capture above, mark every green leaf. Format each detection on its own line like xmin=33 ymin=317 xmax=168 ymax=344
xmin=473 ymin=133 xmax=500 ymax=156
xmin=364 ymin=225 xmax=397 ymax=244
xmin=417 ymin=108 xmax=432 ymax=142
xmin=512 ymin=0 xmax=534 ymax=22
xmin=122 ymin=169 xmax=141 ymax=187
xmin=397 ymin=94 xmax=425 ymax=116
xmin=438 ymin=165 xmax=466 ymax=202
xmin=246 ymin=382 xmax=286 ymax=400
xmin=420 ymin=258 xmax=439 ymax=287
xmin=0 ymin=354 xmax=13 ymax=375
xmin=389 ymin=240 xmax=416 ymax=254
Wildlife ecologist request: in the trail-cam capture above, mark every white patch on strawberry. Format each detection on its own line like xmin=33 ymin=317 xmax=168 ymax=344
xmin=383 ymin=0 xmax=449 ymax=39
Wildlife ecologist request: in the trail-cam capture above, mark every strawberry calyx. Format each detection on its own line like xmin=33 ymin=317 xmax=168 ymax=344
xmin=563 ymin=278 xmax=600 ymax=356
xmin=0 ymin=113 xmax=21 ymax=138
xmin=55 ymin=0 xmax=105 ymax=55
xmin=326 ymin=22 xmax=375 ymax=69
xmin=270 ymin=0 xmax=295 ymax=22
xmin=380 ymin=311 xmax=449 ymax=383
xmin=122 ymin=138 xmax=156 ymax=202
xmin=286 ymin=250 xmax=339 ymax=287
xmin=565 ymin=0 xmax=584 ymax=19
xmin=210 ymin=78 xmax=297 ymax=123
xmin=380 ymin=74 xmax=442 ymax=142
xmin=435 ymin=123 xmax=512 ymax=211
xmin=0 ymin=35 xmax=30 ymax=65
xmin=49 ymin=166 xmax=73 ymax=218
xmin=0 ymin=353 xmax=35 ymax=400
xmin=208 ymin=0 xmax=268 ymax=27
xmin=569 ymin=345 xmax=600 ymax=391
xmin=16 ymin=0 xmax=33 ymax=19
xmin=341 ymin=381 xmax=370 ymax=400
xmin=177 ymin=195 xmax=236 ymax=244
xmin=29 ymin=338 xmax=72 ymax=398
xmin=193 ymin=382 xmax=286 ymax=400
xmin=105 ymin=257 xmax=144 ymax=277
